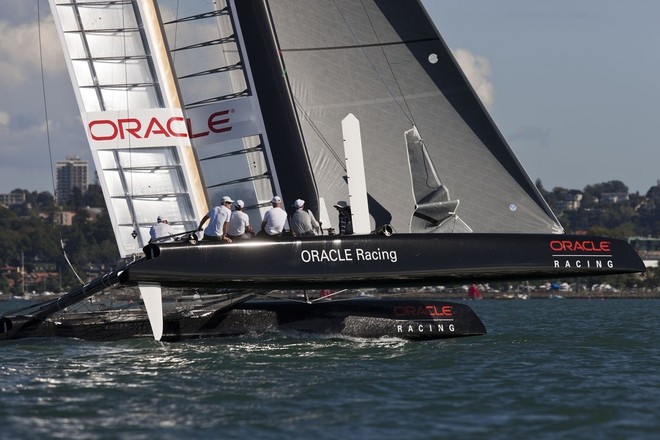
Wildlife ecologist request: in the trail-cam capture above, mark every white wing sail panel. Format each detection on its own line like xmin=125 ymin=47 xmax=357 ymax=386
xmin=50 ymin=0 xmax=283 ymax=256
xmin=50 ymin=0 xmax=207 ymax=256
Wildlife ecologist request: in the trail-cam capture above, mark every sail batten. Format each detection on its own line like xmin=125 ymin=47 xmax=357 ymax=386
xmin=178 ymin=63 xmax=244 ymax=80
xmin=163 ymin=8 xmax=229 ymax=25
xmin=170 ymin=37 xmax=238 ymax=53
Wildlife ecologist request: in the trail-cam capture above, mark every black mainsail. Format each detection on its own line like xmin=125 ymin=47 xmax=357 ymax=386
xmin=0 ymin=0 xmax=644 ymax=342
xmin=258 ymin=0 xmax=561 ymax=234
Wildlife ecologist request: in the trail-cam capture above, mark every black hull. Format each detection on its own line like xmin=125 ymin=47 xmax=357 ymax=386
xmin=134 ymin=233 xmax=645 ymax=289
xmin=2 ymin=232 xmax=643 ymax=342
xmin=1 ymin=298 xmax=486 ymax=342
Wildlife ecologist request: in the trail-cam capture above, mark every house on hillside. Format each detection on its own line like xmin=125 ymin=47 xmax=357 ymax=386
xmin=601 ymin=192 xmax=629 ymax=204
xmin=629 ymin=236 xmax=660 ymax=268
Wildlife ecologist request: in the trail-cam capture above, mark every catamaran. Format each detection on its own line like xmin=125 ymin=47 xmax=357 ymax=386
xmin=0 ymin=0 xmax=644 ymax=341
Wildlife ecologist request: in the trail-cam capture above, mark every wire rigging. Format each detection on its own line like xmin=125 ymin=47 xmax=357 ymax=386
xmin=290 ymin=0 xmax=422 ymax=170
xmin=332 ymin=0 xmax=416 ymax=126
xmin=37 ymin=0 xmax=85 ymax=285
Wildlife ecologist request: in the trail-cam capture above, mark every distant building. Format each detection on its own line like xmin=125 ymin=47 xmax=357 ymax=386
xmin=556 ymin=192 xmax=583 ymax=211
xmin=601 ymin=192 xmax=629 ymax=204
xmin=54 ymin=210 xmax=76 ymax=226
xmin=81 ymin=207 xmax=104 ymax=221
xmin=629 ymin=237 xmax=660 ymax=267
xmin=56 ymin=156 xmax=88 ymax=205
xmin=0 ymin=192 xmax=26 ymax=206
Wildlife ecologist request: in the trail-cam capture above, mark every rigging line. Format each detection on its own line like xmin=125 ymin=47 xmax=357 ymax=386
xmin=172 ymin=0 xmax=180 ymax=63
xmin=37 ymin=2 xmax=57 ymax=208
xmin=61 ymin=239 xmax=85 ymax=285
xmin=292 ymin=96 xmax=346 ymax=171
xmin=122 ymin=0 xmax=139 ymax=247
xmin=123 ymin=2 xmax=132 ymax=189
xmin=357 ymin=0 xmax=415 ymax=124
xmin=330 ymin=0 xmax=414 ymax=127
xmin=38 ymin=0 xmax=85 ymax=286
xmin=290 ymin=0 xmax=417 ymax=166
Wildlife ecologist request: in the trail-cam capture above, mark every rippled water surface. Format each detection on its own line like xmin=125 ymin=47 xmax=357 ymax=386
xmin=1 ymin=299 xmax=659 ymax=439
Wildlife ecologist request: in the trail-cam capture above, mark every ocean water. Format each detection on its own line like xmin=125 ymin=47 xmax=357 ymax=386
xmin=1 ymin=298 xmax=658 ymax=440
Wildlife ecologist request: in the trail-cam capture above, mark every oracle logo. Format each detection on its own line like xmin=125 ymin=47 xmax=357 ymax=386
xmin=88 ymin=110 xmax=232 ymax=141
xmin=393 ymin=305 xmax=453 ymax=317
xmin=549 ymin=240 xmax=611 ymax=253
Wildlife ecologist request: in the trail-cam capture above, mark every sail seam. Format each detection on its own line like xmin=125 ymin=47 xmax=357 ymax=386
xmin=280 ymin=37 xmax=438 ymax=53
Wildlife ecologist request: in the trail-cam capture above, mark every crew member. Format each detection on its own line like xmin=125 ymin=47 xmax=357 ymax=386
xmin=149 ymin=215 xmax=175 ymax=242
xmin=227 ymin=200 xmax=254 ymax=240
xmin=290 ymin=199 xmax=321 ymax=236
xmin=260 ymin=196 xmax=288 ymax=238
xmin=198 ymin=196 xmax=234 ymax=242
xmin=333 ymin=201 xmax=353 ymax=235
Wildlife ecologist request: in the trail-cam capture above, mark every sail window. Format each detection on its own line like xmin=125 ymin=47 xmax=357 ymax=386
xmin=53 ymin=0 xmax=164 ymax=113
xmin=160 ymin=2 xmax=247 ymax=106
xmin=159 ymin=0 xmax=280 ymax=215
xmin=96 ymin=147 xmax=197 ymax=254
xmin=198 ymin=135 xmax=272 ymax=224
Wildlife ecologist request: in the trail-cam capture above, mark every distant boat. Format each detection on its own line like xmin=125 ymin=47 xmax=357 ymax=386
xmin=0 ymin=0 xmax=644 ymax=342
xmin=467 ymin=285 xmax=483 ymax=300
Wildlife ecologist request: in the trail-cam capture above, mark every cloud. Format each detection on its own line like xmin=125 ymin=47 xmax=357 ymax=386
xmin=452 ymin=48 xmax=495 ymax=107
xmin=0 ymin=112 xmax=9 ymax=127
xmin=0 ymin=17 xmax=65 ymax=87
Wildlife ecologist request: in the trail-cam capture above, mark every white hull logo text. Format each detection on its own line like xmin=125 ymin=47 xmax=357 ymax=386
xmin=397 ymin=323 xmax=455 ymax=333
xmin=300 ymin=248 xmax=398 ymax=263
xmin=553 ymin=258 xmax=614 ymax=269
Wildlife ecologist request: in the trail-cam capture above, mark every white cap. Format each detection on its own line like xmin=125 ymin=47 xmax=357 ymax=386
xmin=221 ymin=196 xmax=234 ymax=204
xmin=157 ymin=215 xmax=165 ymax=222
xmin=271 ymin=196 xmax=282 ymax=204
xmin=294 ymin=199 xmax=304 ymax=208
xmin=235 ymin=200 xmax=245 ymax=208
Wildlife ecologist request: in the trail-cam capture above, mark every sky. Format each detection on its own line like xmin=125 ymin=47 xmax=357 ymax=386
xmin=0 ymin=0 xmax=658 ymax=195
